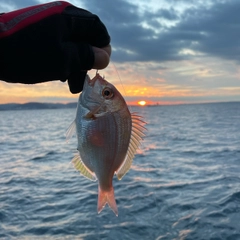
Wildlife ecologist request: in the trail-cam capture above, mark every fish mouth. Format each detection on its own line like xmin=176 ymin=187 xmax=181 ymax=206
xmin=88 ymin=73 xmax=107 ymax=86
xmin=88 ymin=73 xmax=99 ymax=86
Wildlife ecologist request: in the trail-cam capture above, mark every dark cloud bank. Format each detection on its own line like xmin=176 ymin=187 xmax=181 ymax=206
xmin=84 ymin=0 xmax=240 ymax=63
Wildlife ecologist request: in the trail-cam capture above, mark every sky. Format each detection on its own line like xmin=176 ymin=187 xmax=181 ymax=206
xmin=0 ymin=0 xmax=240 ymax=105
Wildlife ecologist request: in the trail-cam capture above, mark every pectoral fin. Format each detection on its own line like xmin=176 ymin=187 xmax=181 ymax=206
xmin=66 ymin=120 xmax=76 ymax=142
xmin=84 ymin=103 xmax=104 ymax=119
xmin=84 ymin=111 xmax=96 ymax=119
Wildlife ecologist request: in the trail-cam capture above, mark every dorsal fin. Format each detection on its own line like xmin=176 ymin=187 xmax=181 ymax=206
xmin=116 ymin=113 xmax=146 ymax=180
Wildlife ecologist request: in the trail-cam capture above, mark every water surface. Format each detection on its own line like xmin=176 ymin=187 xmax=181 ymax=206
xmin=0 ymin=102 xmax=240 ymax=239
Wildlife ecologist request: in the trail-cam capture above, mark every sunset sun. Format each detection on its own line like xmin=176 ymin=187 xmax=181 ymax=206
xmin=138 ymin=101 xmax=147 ymax=106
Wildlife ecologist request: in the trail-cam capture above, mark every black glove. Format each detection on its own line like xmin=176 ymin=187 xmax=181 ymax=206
xmin=0 ymin=1 xmax=110 ymax=93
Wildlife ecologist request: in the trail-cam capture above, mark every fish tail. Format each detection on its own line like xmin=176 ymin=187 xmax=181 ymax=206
xmin=97 ymin=186 xmax=118 ymax=216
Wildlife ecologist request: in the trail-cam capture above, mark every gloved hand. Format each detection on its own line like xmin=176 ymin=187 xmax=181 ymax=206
xmin=0 ymin=1 xmax=111 ymax=93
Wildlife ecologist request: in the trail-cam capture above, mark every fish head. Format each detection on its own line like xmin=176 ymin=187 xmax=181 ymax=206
xmin=80 ymin=74 xmax=127 ymax=114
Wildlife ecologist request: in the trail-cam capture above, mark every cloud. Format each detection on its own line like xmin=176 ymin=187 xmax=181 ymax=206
xmin=82 ymin=0 xmax=182 ymax=62
xmin=0 ymin=80 xmax=77 ymax=104
xmin=0 ymin=0 xmax=39 ymax=11
xmin=176 ymin=1 xmax=240 ymax=62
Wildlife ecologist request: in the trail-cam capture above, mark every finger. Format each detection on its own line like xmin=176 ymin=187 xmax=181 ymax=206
xmin=102 ymin=44 xmax=112 ymax=57
xmin=68 ymin=71 xmax=87 ymax=94
xmin=92 ymin=45 xmax=111 ymax=69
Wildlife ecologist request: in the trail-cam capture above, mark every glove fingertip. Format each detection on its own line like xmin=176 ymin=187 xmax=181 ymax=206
xmin=68 ymin=71 xmax=86 ymax=93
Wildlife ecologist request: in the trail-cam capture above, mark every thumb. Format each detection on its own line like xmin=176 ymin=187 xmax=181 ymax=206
xmin=92 ymin=45 xmax=111 ymax=69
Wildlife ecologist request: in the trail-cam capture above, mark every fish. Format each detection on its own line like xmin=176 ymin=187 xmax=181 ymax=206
xmin=66 ymin=73 xmax=145 ymax=216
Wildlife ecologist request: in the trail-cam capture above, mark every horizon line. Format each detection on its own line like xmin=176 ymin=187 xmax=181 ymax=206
xmin=1 ymin=100 xmax=240 ymax=107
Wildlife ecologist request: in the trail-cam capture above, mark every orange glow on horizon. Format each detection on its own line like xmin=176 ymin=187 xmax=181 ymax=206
xmin=1 ymin=65 xmax=239 ymax=105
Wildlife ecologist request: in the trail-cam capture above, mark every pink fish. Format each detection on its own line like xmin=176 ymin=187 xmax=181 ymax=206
xmin=66 ymin=73 xmax=145 ymax=216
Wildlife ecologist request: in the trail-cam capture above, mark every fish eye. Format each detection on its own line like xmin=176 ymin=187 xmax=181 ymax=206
xmin=102 ymin=87 xmax=114 ymax=99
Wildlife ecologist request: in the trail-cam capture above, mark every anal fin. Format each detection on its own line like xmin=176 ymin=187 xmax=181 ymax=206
xmin=72 ymin=154 xmax=97 ymax=181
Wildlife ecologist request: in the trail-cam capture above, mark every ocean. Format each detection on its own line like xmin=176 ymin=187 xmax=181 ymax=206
xmin=0 ymin=102 xmax=239 ymax=239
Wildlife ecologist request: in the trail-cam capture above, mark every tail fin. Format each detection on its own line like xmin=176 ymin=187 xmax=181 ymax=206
xmin=97 ymin=186 xmax=118 ymax=216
